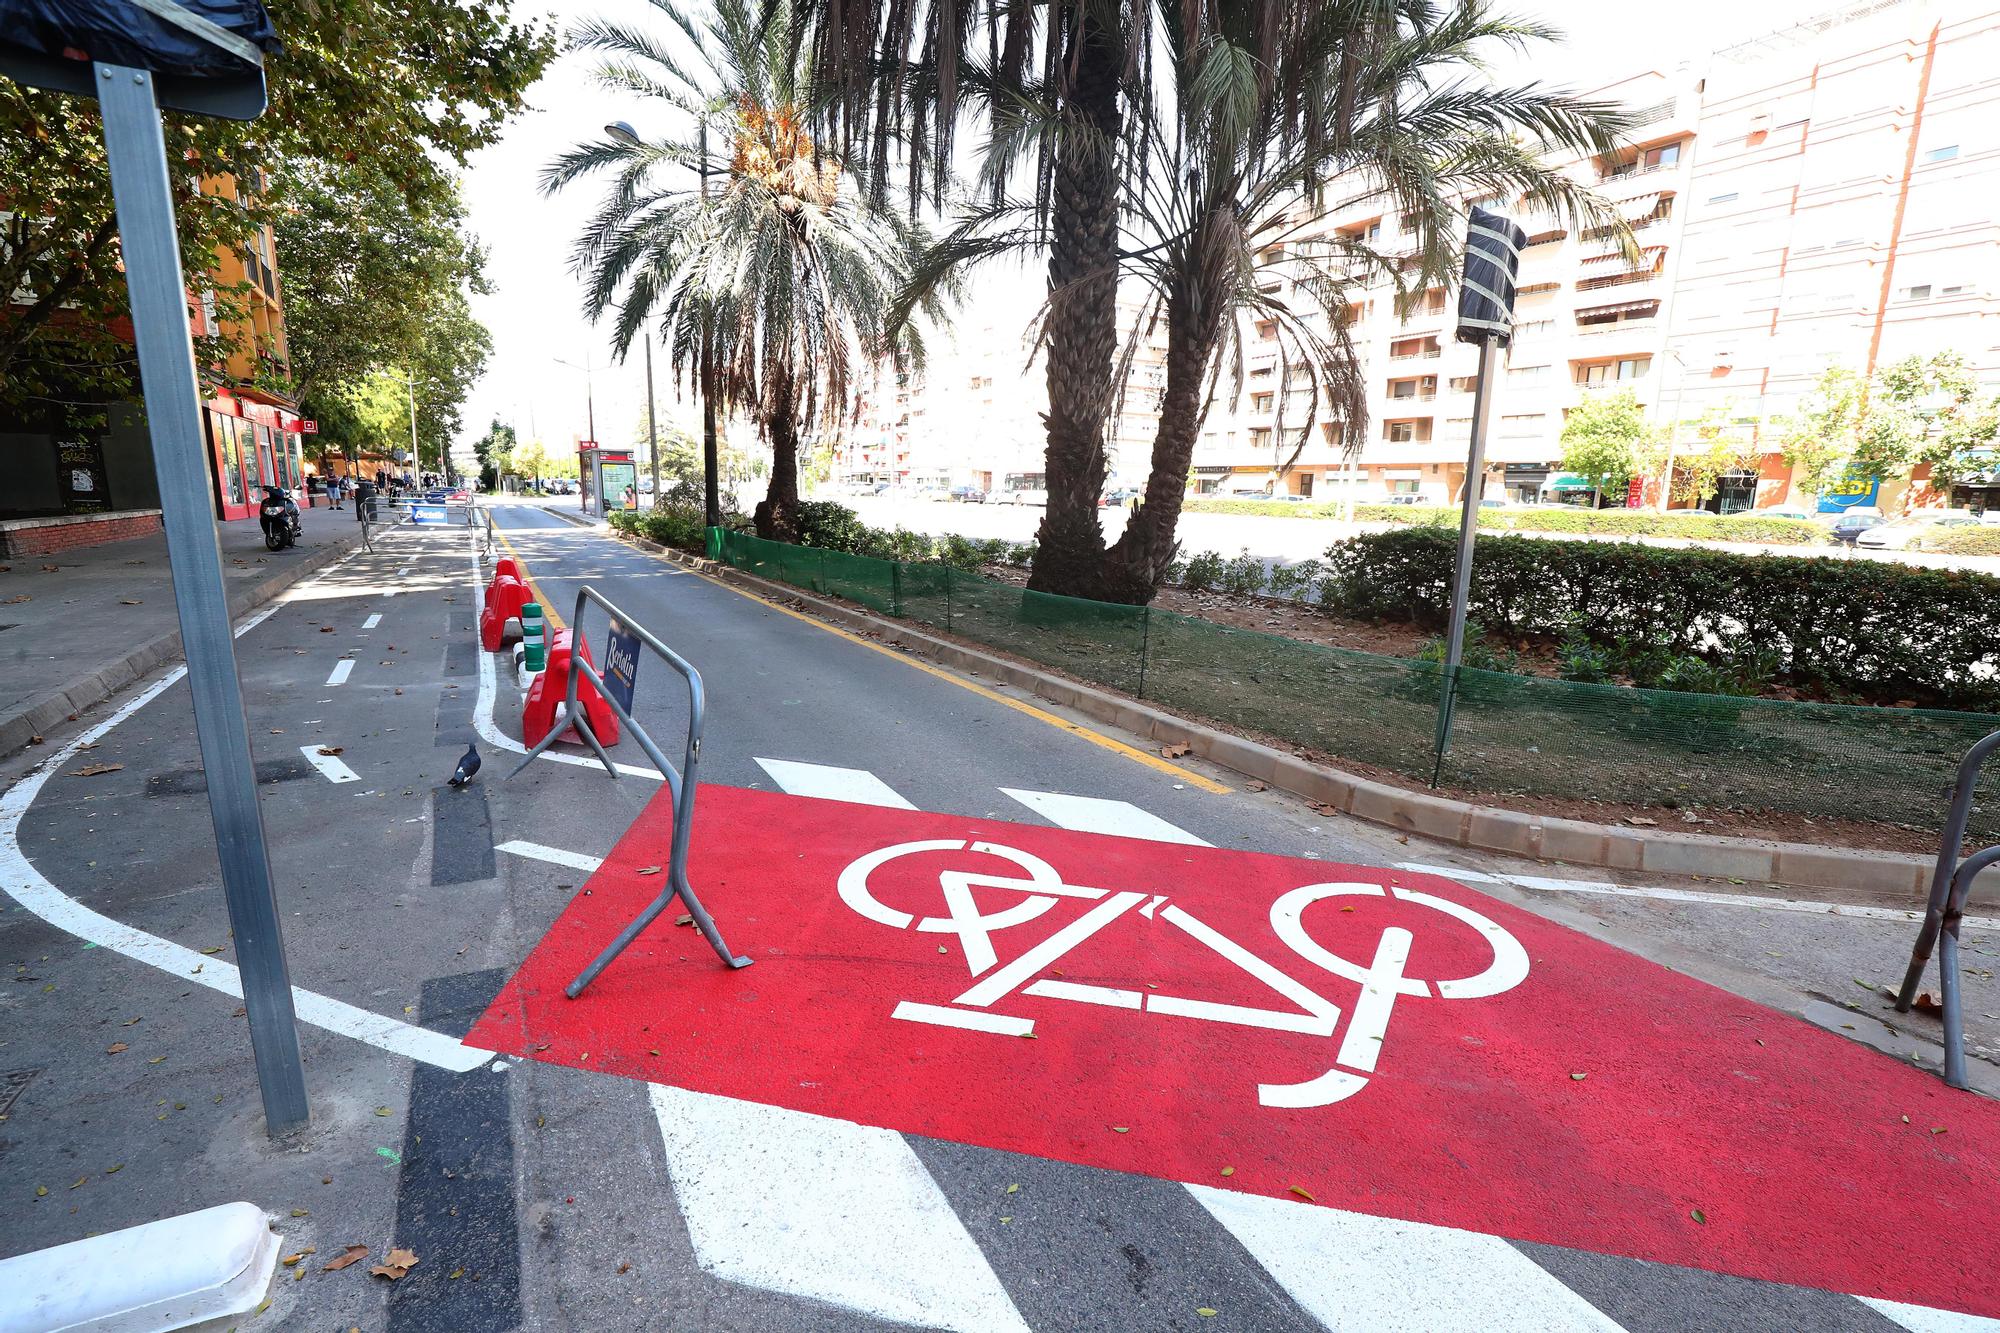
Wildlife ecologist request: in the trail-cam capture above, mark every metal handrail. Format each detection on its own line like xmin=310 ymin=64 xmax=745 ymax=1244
xmin=503 ymin=583 xmax=752 ymax=992
xmin=1895 ymin=727 xmax=2000 ymax=1089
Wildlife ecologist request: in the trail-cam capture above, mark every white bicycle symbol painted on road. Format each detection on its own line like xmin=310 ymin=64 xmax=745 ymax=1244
xmin=838 ymin=839 xmax=1530 ymax=1108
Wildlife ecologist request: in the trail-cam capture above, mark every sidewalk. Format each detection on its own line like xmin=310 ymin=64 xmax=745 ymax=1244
xmin=0 ymin=512 xmax=362 ymax=757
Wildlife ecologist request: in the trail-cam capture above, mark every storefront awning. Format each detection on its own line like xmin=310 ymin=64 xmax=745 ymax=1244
xmin=1619 ymin=192 xmax=1664 ymax=219
xmin=1192 ymin=465 xmax=1232 ymax=475
xmin=1576 ymin=298 xmax=1661 ymax=319
xmin=1548 ymin=474 xmax=1597 ymax=489
xmin=1580 ymin=245 xmax=1664 ymax=269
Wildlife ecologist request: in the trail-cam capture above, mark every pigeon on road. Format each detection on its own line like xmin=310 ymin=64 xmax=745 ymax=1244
xmin=447 ymin=742 xmax=481 ymax=788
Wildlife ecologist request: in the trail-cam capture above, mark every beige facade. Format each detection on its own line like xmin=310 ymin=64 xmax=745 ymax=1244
xmin=1198 ymin=0 xmax=2000 ymax=513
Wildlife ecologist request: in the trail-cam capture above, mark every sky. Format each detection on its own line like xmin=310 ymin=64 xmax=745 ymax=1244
xmin=454 ymin=0 xmax=1849 ymax=457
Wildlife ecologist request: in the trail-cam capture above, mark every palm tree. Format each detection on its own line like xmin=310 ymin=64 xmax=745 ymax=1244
xmin=546 ymin=0 xmax=942 ymax=540
xmin=800 ymin=0 xmax=1628 ymax=601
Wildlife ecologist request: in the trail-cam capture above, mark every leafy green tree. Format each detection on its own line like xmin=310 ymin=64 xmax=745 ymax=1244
xmin=546 ymin=0 xmax=945 ymax=539
xmin=0 ymin=0 xmax=553 ymax=410
xmin=474 ymin=420 xmax=518 ymax=481
xmin=1560 ymin=389 xmax=1656 ymax=505
xmin=1874 ymin=351 xmax=1999 ymax=492
xmin=1775 ymin=367 xmax=1871 ymax=504
xmin=1662 ymin=406 xmax=1755 ymax=509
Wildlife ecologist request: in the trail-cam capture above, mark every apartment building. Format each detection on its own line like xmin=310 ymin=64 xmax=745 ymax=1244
xmin=839 ymin=273 xmax=1164 ymax=496
xmin=1197 ymin=0 xmax=2000 ymax=514
xmin=1 ymin=169 xmax=310 ymax=544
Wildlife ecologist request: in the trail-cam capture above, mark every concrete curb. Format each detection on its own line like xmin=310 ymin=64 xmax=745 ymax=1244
xmin=628 ymin=535 xmax=1987 ymax=902
xmin=0 ymin=532 xmax=362 ymax=761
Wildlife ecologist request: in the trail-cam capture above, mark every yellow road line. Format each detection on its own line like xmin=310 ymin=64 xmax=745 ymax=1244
xmin=678 ymin=558 xmax=1233 ymax=795
xmin=492 ymin=526 xmax=565 ymax=630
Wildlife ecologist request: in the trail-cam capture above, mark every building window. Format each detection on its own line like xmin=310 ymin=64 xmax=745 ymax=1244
xmin=1708 ymin=192 xmax=1738 ymax=204
xmin=1448 ymin=376 xmax=1478 ymax=392
xmin=1508 ymin=364 xmax=1549 ymax=381
xmin=1898 ymin=284 xmax=1932 ymax=301
xmin=1924 ymin=144 xmax=1959 ymax=163
xmin=1513 ymin=319 xmax=1554 ymax=338
xmin=1643 ymin=142 xmax=1681 ymax=169
xmin=1251 ymin=392 xmax=1274 ymax=411
xmin=1386 ymin=421 xmax=1418 ymax=443
xmin=1390 ymin=479 xmax=1420 ymax=495
xmin=1499 ymin=413 xmax=1546 ymax=437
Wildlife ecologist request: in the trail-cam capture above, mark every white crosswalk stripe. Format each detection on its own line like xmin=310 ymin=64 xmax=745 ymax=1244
xmin=648 ymin=1086 xmax=1031 ymax=1333
xmin=753 ymin=757 xmax=916 ymax=808
xmin=1187 ymin=1186 xmax=1623 ymax=1332
xmin=1000 ymin=787 xmax=1213 ymax=845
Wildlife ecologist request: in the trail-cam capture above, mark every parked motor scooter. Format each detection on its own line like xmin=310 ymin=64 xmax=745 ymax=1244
xmin=259 ymin=485 xmax=302 ymax=551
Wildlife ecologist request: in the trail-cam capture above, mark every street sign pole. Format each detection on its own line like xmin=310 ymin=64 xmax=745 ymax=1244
xmin=1433 ymin=207 xmax=1526 ymax=780
xmin=97 ymin=62 xmax=309 ymax=1135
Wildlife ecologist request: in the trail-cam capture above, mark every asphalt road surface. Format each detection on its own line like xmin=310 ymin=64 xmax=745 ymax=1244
xmin=1 ymin=502 xmax=1995 ymax=1332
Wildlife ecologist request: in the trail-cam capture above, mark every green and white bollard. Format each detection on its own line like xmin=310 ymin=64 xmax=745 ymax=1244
xmin=520 ymin=602 xmax=546 ymax=673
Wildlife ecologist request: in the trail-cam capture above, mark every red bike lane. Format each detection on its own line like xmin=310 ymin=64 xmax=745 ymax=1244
xmin=469 ymin=783 xmax=2000 ymax=1318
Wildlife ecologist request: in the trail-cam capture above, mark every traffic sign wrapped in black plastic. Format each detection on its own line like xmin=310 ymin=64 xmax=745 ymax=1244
xmin=1455 ymin=206 xmax=1527 ymax=347
xmin=0 ymin=0 xmax=276 ymax=77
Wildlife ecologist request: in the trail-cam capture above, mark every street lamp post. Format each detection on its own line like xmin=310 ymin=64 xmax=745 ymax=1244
xmin=644 ymin=333 xmax=660 ymax=506
xmin=553 ymin=354 xmax=597 ymax=445
xmin=607 ymin=116 xmax=724 ymax=527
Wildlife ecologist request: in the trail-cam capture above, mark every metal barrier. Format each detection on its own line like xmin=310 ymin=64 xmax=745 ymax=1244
xmin=504 ymin=583 xmax=752 ymax=992
xmin=1894 ymin=727 xmax=2000 ymax=1089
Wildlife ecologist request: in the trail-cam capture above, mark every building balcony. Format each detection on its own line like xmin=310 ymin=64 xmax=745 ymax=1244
xmin=1572 ymin=317 xmax=1660 ymax=340
xmin=1387 ymin=348 xmax=1443 ymax=361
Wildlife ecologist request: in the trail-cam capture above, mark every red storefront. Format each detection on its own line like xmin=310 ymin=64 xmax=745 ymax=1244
xmin=203 ymin=388 xmax=307 ymax=521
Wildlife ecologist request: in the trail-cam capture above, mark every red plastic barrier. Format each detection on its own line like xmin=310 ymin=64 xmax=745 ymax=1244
xmin=494 ymin=557 xmax=523 ymax=583
xmin=522 ymin=628 xmax=621 ymax=748
xmin=479 ymin=575 xmax=529 ymax=651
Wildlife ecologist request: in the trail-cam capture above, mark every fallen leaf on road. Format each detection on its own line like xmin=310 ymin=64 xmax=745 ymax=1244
xmin=1244 ymin=781 xmax=1267 ymax=792
xmin=1006 ymin=1183 xmax=1019 ymax=1194
xmin=4 ymin=595 xmax=31 ymax=604
xmin=35 ymin=1185 xmax=48 ymax=1197
xmin=1220 ymin=1166 xmax=1234 ymax=1177
xmin=105 ymin=1042 xmax=127 ymax=1054
xmin=674 ymin=914 xmax=694 ymax=926
xmin=369 ymin=1248 xmax=420 ymax=1281
xmin=1160 ymin=744 xmax=1191 ymax=758
xmin=1308 ymin=801 xmax=1338 ymax=816
xmin=200 ymin=946 xmax=224 ymax=955
xmin=635 ymin=866 xmax=663 ymax=876
xmin=1690 ymin=1209 xmax=1707 ymax=1224
xmin=323 ymin=1245 xmax=368 ymax=1272
xmin=1626 ymin=816 xmax=1658 ymax=826
xmin=104 ymin=1164 xmax=122 ymax=1174
xmin=119 ymin=599 xmax=142 ymax=605
xmin=71 ymin=764 xmax=124 ymax=777
xmin=70 ymin=1175 xmax=87 ymax=1190
xmin=1569 ymin=1072 xmax=1588 ymax=1081
xmin=319 ymin=626 xmax=336 ymax=633
xmin=1111 ymin=1126 xmax=1130 ymax=1134
xmin=281 ymin=1248 xmax=316 ymax=1267
xmin=374 ymin=1106 xmax=392 ymax=1116
xmin=317 ymin=746 xmax=344 ymax=756
xmin=1198 ymin=1309 xmax=1218 ymax=1318
xmin=1289 ymin=1185 xmax=1315 ymax=1202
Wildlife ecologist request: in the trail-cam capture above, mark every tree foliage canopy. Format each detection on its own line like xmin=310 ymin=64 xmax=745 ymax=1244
xmin=1560 ymin=388 xmax=1656 ymax=499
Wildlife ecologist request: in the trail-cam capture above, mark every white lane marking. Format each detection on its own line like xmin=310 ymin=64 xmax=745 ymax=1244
xmin=397 ymin=567 xmax=411 ymax=575
xmin=1395 ymin=862 xmax=2000 ymax=932
xmin=468 ymin=548 xmax=660 ymax=780
xmin=892 ymin=1001 xmax=1036 ymax=1036
xmin=496 ymin=840 xmax=605 ymax=873
xmin=299 ymin=745 xmax=359 ymax=784
xmin=363 ymin=613 xmax=382 ymax=629
xmin=647 ymin=1085 xmax=1031 ymax=1333
xmin=1865 ymin=1297 xmax=2000 ymax=1332
xmin=1000 ymin=788 xmax=1212 ymax=845
xmin=0 ymin=554 xmax=488 ymax=1074
xmin=755 ymin=758 xmax=918 ymax=809
xmin=325 ymin=659 xmax=355 ymax=686
xmin=1188 ymin=1185 xmax=1624 ymax=1332
xmin=1023 ymin=978 xmax=1142 ymax=1009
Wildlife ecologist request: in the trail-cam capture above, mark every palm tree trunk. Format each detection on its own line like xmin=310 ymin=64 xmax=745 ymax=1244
xmin=1101 ymin=212 xmax=1235 ymax=604
xmin=1027 ymin=12 xmax=1123 ymax=601
xmin=755 ymin=373 xmax=803 ymax=541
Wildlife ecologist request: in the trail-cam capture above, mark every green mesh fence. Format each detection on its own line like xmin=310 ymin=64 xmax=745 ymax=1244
xmin=715 ymin=529 xmax=1999 ymax=838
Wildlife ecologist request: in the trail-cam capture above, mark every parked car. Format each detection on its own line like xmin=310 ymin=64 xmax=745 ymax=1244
xmin=1002 ymin=488 xmax=1049 ymax=506
xmin=1745 ymin=504 xmax=1819 ymax=522
xmin=1103 ymin=487 xmax=1142 ymax=507
xmin=1385 ymin=493 xmax=1437 ymax=506
xmin=1856 ymin=510 xmax=1983 ymax=550
xmin=949 ymin=485 xmax=986 ymax=503
xmin=1829 ymin=510 xmax=1887 ymax=547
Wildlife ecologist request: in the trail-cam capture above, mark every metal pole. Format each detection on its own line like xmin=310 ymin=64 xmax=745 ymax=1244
xmin=407 ymin=373 xmax=418 ymax=481
xmin=97 ymin=64 xmax=309 ymax=1135
xmin=645 ymin=334 xmax=661 ymax=505
xmin=1434 ymin=337 xmax=1499 ymax=767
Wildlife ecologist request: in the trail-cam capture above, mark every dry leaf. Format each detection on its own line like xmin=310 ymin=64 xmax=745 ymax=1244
xmin=1244 ymin=781 xmax=1267 ymax=792
xmin=4 ymin=595 xmax=31 ymax=604
xmin=635 ymin=866 xmax=663 ymax=876
xmin=1289 ymin=1185 xmax=1316 ymax=1202
xmin=1160 ymin=743 xmax=1191 ymax=758
xmin=1569 ymin=1072 xmax=1588 ymax=1081
xmin=1690 ymin=1208 xmax=1707 ymax=1224
xmin=674 ymin=914 xmax=694 ymax=926
xmin=319 ymin=626 xmax=336 ymax=633
xmin=105 ymin=1042 xmax=128 ymax=1054
xmin=1219 ymin=1166 xmax=1234 ymax=1177
xmin=1626 ymin=816 xmax=1659 ymax=827
xmin=1111 ymin=1126 xmax=1130 ymax=1134
xmin=71 ymin=763 xmax=125 ymax=777
xmin=323 ymin=1245 xmax=368 ymax=1272
xmin=281 ymin=1249 xmax=315 ymax=1267
xmin=119 ymin=599 xmax=142 ymax=605
xmin=317 ymin=746 xmax=344 ymax=756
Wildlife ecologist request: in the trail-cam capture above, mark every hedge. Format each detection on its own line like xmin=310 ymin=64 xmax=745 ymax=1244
xmin=1918 ymin=526 xmax=2000 ymax=557
xmin=1320 ymin=527 xmax=2000 ymax=709
xmin=1177 ymin=495 xmax=1825 ymax=545
xmin=607 ymin=505 xmax=708 ymax=551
